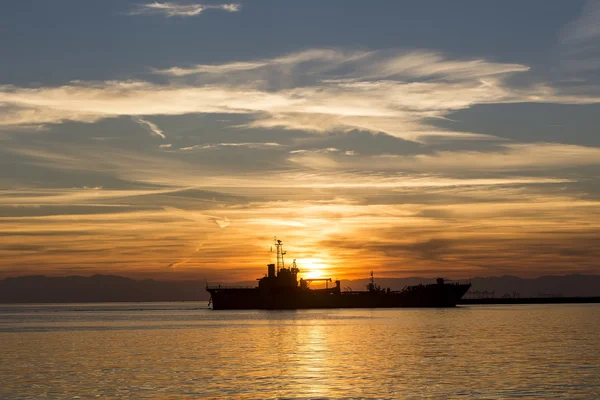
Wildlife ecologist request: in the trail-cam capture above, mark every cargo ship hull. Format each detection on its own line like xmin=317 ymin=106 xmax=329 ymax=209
xmin=208 ymin=283 xmax=471 ymax=310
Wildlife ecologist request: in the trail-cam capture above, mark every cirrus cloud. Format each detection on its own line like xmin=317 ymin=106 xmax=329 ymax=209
xmin=131 ymin=116 xmax=166 ymax=139
xmin=127 ymin=2 xmax=241 ymax=17
xmin=1 ymin=49 xmax=600 ymax=143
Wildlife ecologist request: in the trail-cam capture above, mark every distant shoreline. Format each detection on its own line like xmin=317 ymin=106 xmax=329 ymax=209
xmin=2 ymin=298 xmax=600 ymax=305
xmin=2 ymin=274 xmax=600 ymax=304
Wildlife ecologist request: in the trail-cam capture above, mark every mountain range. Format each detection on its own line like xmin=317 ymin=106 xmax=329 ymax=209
xmin=1 ymin=274 xmax=599 ymax=303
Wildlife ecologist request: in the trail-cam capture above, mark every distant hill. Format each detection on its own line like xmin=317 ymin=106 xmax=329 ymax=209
xmin=1 ymin=274 xmax=599 ymax=303
xmin=468 ymin=275 xmax=600 ymax=298
xmin=0 ymin=275 xmax=207 ymax=303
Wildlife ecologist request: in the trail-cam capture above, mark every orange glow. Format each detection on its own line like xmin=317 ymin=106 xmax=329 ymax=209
xmin=297 ymin=258 xmax=329 ymax=280
xmin=1 ymin=186 xmax=599 ymax=281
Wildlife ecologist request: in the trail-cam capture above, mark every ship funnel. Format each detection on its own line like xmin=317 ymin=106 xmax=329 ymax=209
xmin=268 ymin=263 xmax=276 ymax=278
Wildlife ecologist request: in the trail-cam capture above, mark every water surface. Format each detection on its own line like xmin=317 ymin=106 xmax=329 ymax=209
xmin=1 ymin=303 xmax=598 ymax=399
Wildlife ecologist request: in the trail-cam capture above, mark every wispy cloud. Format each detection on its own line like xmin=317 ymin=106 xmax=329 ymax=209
xmin=1 ymin=49 xmax=599 ymax=143
xmin=288 ymin=142 xmax=600 ymax=172
xmin=152 ymin=48 xmax=528 ymax=81
xmin=7 ymin=137 xmax=593 ymax=193
xmin=210 ymin=216 xmax=230 ymax=228
xmin=560 ymin=0 xmax=600 ymax=44
xmin=152 ymin=49 xmax=367 ymax=76
xmin=131 ymin=116 xmax=166 ymax=139
xmin=407 ymin=143 xmax=600 ymax=170
xmin=162 ymin=206 xmax=230 ymax=228
xmin=0 ymin=187 xmax=191 ymax=207
xmin=155 ymin=61 xmax=268 ymax=77
xmin=289 ymin=147 xmax=339 ymax=154
xmin=179 ymin=142 xmax=280 ymax=151
xmin=128 ymin=2 xmax=241 ymax=17
xmin=166 ymin=259 xmax=190 ymax=269
xmin=558 ymin=1 xmax=600 ymax=75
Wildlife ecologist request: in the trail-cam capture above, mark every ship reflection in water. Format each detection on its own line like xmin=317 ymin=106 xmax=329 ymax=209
xmin=207 ymin=238 xmax=471 ymax=310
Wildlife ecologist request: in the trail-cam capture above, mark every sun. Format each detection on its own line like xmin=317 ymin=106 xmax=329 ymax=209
xmin=298 ymin=258 xmax=329 ymax=280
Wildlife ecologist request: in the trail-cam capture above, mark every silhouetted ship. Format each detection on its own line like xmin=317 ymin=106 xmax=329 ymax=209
xmin=206 ymin=238 xmax=471 ymax=310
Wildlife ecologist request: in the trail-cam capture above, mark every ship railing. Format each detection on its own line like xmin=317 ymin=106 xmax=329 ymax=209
xmin=444 ymin=279 xmax=472 ymax=285
xmin=206 ymin=285 xmax=256 ymax=290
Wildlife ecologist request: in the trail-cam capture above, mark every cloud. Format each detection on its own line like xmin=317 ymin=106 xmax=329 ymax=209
xmin=405 ymin=143 xmax=600 ymax=171
xmin=155 ymin=61 xmax=269 ymax=77
xmin=179 ymin=142 xmax=280 ymax=151
xmin=1 ymin=49 xmax=599 ymax=142
xmin=0 ymin=187 xmax=191 ymax=207
xmin=558 ymin=1 xmax=600 ymax=75
xmin=286 ymin=142 xmax=600 ymax=172
xmin=153 ymin=48 xmax=527 ymax=80
xmin=560 ymin=0 xmax=600 ymax=44
xmin=128 ymin=2 xmax=241 ymax=17
xmin=159 ymin=143 xmax=173 ymax=148
xmin=152 ymin=49 xmax=369 ymax=77
xmin=278 ymin=173 xmax=570 ymax=189
xmin=162 ymin=206 xmax=230 ymax=228
xmin=289 ymin=153 xmax=339 ymax=169
xmin=289 ymin=147 xmax=339 ymax=154
xmin=166 ymin=258 xmax=190 ymax=269
xmin=131 ymin=116 xmax=166 ymax=139
xmin=210 ymin=216 xmax=230 ymax=228
xmin=0 ymin=80 xmax=300 ymax=127
xmin=356 ymin=50 xmax=529 ymax=80
xmin=5 ymin=139 xmax=584 ymax=191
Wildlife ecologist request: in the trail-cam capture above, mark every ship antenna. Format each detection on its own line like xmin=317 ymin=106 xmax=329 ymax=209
xmin=274 ymin=236 xmax=286 ymax=274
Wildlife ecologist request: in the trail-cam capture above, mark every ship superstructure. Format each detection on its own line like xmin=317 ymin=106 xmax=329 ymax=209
xmin=206 ymin=238 xmax=471 ymax=310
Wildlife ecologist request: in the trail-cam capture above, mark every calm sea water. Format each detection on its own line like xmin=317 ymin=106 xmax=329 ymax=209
xmin=0 ymin=303 xmax=598 ymax=399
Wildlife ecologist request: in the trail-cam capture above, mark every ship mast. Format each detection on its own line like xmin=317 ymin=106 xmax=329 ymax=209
xmin=274 ymin=237 xmax=286 ymax=274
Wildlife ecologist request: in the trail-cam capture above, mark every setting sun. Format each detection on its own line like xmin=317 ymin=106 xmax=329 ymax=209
xmin=297 ymin=258 xmax=330 ymax=280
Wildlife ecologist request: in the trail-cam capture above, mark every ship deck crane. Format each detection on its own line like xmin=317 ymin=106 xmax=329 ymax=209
xmin=302 ymin=278 xmax=332 ymax=288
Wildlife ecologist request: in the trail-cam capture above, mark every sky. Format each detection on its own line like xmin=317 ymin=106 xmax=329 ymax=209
xmin=1 ymin=0 xmax=600 ymax=281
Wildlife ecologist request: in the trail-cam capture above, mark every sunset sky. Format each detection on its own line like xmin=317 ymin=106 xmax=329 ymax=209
xmin=1 ymin=0 xmax=599 ymax=281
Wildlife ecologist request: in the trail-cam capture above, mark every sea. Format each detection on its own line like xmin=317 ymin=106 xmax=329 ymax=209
xmin=0 ymin=303 xmax=598 ymax=399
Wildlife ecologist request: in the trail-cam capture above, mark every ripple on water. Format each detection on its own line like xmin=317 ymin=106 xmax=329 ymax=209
xmin=0 ymin=303 xmax=599 ymax=398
